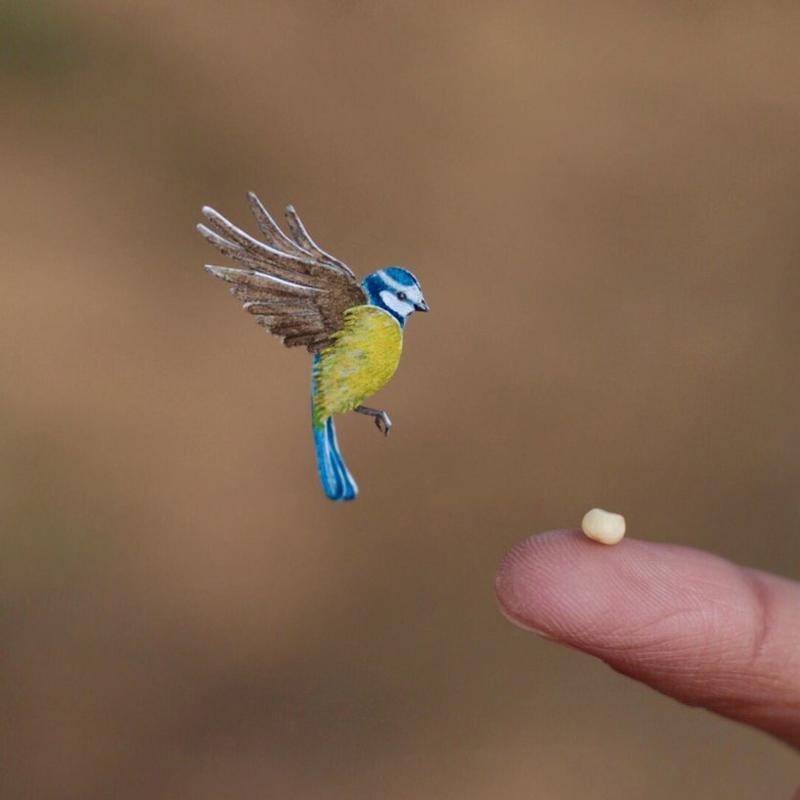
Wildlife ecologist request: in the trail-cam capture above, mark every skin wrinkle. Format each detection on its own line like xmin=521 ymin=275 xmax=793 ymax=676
xmin=742 ymin=567 xmax=776 ymax=675
xmin=589 ymin=613 xmax=735 ymax=660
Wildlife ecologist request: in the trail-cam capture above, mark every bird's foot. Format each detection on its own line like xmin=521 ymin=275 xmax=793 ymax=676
xmin=355 ymin=405 xmax=392 ymax=437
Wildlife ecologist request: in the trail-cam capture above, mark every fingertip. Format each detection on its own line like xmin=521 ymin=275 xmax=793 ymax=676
xmin=495 ymin=527 xmax=800 ymax=748
xmin=495 ymin=528 xmax=655 ymax=644
xmin=494 ymin=529 xmax=583 ymax=637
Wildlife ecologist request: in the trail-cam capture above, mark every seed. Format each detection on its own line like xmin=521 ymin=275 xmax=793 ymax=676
xmin=581 ymin=508 xmax=626 ymax=545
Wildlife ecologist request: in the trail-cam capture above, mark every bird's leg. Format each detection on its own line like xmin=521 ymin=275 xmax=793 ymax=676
xmin=355 ymin=405 xmax=392 ymax=437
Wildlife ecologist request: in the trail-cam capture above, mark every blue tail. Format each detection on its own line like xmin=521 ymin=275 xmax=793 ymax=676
xmin=313 ymin=416 xmax=358 ymax=501
xmin=311 ymin=354 xmax=357 ymax=501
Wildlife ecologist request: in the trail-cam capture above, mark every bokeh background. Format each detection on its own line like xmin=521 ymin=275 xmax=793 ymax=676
xmin=3 ymin=1 xmax=799 ymax=797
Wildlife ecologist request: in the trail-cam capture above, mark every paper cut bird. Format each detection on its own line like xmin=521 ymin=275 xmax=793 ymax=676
xmin=198 ymin=193 xmax=429 ymax=501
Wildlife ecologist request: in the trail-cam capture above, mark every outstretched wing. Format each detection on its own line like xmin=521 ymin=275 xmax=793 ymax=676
xmin=198 ymin=192 xmax=367 ymax=352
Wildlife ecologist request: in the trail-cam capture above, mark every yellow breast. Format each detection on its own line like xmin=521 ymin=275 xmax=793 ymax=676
xmin=312 ymin=305 xmax=403 ymax=424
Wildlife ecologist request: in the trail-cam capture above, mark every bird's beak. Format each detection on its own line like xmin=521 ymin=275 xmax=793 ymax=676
xmin=415 ymin=298 xmax=430 ymax=312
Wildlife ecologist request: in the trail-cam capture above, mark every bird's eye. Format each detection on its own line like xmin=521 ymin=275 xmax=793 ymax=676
xmin=397 ymin=291 xmax=407 ymax=301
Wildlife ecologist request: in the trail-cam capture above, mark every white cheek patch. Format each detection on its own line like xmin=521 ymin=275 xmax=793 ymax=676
xmin=380 ymin=290 xmax=415 ymax=318
xmin=405 ymin=285 xmax=423 ymax=305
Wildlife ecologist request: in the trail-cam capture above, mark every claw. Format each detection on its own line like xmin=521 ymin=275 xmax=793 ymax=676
xmin=374 ymin=412 xmax=392 ymax=437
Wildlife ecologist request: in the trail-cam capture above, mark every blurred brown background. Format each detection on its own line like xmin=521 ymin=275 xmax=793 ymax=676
xmin=2 ymin=1 xmax=799 ymax=797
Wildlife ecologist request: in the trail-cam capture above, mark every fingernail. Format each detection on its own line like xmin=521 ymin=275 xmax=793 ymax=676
xmin=497 ymin=603 xmax=555 ymax=640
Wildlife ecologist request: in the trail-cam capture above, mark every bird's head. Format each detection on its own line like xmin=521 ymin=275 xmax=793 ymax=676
xmin=362 ymin=267 xmax=429 ymax=327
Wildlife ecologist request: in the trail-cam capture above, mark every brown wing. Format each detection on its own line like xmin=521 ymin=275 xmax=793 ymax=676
xmin=198 ymin=192 xmax=367 ymax=352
